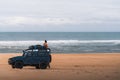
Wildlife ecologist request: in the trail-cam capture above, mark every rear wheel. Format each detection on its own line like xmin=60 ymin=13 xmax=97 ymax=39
xmin=39 ymin=62 xmax=48 ymax=69
xmin=14 ymin=61 xmax=23 ymax=69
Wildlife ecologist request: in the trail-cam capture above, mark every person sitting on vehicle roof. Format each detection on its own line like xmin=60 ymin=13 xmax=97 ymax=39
xmin=43 ymin=40 xmax=48 ymax=49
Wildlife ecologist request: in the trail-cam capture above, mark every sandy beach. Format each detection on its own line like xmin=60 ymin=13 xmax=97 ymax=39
xmin=0 ymin=53 xmax=120 ymax=80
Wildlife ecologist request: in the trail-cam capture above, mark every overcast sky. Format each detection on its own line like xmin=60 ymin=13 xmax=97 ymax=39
xmin=0 ymin=0 xmax=120 ymax=32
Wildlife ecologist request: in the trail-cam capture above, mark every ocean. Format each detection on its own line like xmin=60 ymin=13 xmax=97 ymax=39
xmin=0 ymin=32 xmax=120 ymax=53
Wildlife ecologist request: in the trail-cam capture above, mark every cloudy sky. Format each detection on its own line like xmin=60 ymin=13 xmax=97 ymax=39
xmin=0 ymin=0 xmax=120 ymax=32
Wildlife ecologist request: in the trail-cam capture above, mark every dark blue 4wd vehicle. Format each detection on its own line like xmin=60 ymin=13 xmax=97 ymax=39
xmin=8 ymin=45 xmax=52 ymax=69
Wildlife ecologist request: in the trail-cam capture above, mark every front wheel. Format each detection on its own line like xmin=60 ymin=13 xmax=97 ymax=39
xmin=14 ymin=61 xmax=23 ymax=69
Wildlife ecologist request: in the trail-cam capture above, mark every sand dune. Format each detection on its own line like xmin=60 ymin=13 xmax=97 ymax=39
xmin=0 ymin=53 xmax=120 ymax=80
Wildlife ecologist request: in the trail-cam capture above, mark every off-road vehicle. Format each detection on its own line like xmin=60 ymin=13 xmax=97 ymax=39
xmin=8 ymin=45 xmax=51 ymax=69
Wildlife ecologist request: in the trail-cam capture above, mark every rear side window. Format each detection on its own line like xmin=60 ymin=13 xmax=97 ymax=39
xmin=38 ymin=50 xmax=49 ymax=56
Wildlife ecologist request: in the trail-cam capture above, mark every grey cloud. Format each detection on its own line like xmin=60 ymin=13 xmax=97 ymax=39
xmin=0 ymin=0 xmax=119 ymax=32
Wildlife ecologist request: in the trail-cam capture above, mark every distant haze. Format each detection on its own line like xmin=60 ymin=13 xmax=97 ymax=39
xmin=0 ymin=0 xmax=120 ymax=32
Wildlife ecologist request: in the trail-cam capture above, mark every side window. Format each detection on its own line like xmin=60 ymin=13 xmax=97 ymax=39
xmin=38 ymin=52 xmax=43 ymax=56
xmin=27 ymin=51 xmax=33 ymax=56
xmin=38 ymin=50 xmax=49 ymax=56
xmin=32 ymin=51 xmax=37 ymax=56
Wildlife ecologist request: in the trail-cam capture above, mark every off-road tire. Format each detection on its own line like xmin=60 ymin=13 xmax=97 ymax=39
xmin=39 ymin=62 xmax=48 ymax=69
xmin=14 ymin=61 xmax=23 ymax=69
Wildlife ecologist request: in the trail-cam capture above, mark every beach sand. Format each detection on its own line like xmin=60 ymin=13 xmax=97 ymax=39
xmin=0 ymin=53 xmax=120 ymax=80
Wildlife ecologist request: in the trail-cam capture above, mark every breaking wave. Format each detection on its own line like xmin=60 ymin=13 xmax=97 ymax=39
xmin=0 ymin=40 xmax=120 ymax=53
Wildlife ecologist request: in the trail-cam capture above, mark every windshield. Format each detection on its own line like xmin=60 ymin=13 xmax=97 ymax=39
xmin=23 ymin=51 xmax=28 ymax=57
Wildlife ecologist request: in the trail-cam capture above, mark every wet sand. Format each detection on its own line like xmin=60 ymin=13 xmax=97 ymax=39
xmin=0 ymin=53 xmax=120 ymax=80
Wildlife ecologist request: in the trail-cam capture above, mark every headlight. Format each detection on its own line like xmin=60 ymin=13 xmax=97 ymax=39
xmin=9 ymin=58 xmax=11 ymax=60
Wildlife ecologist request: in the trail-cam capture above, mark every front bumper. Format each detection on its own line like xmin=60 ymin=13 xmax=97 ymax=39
xmin=8 ymin=59 xmax=13 ymax=65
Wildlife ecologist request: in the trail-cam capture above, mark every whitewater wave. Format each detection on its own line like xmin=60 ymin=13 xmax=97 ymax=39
xmin=0 ymin=40 xmax=120 ymax=53
xmin=0 ymin=40 xmax=120 ymax=46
